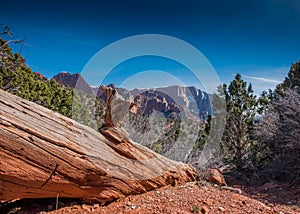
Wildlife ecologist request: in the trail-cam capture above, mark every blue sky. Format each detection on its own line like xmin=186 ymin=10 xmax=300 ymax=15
xmin=1 ymin=0 xmax=300 ymax=93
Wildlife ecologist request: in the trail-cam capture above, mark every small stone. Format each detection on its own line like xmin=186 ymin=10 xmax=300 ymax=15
xmin=72 ymin=205 xmax=81 ymax=209
xmin=93 ymin=203 xmax=100 ymax=208
xmin=82 ymin=204 xmax=90 ymax=211
xmin=201 ymin=206 xmax=209 ymax=213
xmin=218 ymin=206 xmax=225 ymax=212
xmin=202 ymin=200 xmax=209 ymax=206
xmin=205 ymin=168 xmax=227 ymax=186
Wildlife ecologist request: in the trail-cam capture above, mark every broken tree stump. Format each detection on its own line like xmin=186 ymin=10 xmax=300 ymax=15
xmin=100 ymin=85 xmax=117 ymax=128
xmin=0 ymin=89 xmax=197 ymax=204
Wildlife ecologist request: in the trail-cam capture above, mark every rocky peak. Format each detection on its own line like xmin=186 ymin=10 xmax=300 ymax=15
xmin=52 ymin=72 xmax=94 ymax=94
xmin=33 ymin=72 xmax=46 ymax=80
xmin=133 ymin=90 xmax=180 ymax=118
xmin=51 ymin=72 xmax=211 ymax=119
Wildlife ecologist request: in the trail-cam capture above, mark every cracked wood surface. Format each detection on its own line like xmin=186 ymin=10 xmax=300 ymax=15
xmin=0 ymin=89 xmax=197 ymax=204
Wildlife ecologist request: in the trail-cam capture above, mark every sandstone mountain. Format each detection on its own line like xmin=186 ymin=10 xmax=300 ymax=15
xmin=52 ymin=72 xmax=94 ymax=95
xmin=52 ymin=72 xmax=211 ymax=119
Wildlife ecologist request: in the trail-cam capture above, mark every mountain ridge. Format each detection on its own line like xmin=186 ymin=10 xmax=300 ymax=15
xmin=52 ymin=71 xmax=212 ymax=119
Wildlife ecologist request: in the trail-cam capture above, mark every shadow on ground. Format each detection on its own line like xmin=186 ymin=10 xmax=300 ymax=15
xmin=226 ymin=175 xmax=300 ymax=208
xmin=0 ymin=198 xmax=84 ymax=214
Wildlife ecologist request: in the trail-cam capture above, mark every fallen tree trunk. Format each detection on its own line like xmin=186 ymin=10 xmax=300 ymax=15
xmin=0 ymin=89 xmax=197 ymax=204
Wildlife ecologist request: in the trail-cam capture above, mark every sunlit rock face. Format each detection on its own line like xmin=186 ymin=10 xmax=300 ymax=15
xmin=52 ymin=72 xmax=94 ymax=94
xmin=52 ymin=72 xmax=212 ymax=120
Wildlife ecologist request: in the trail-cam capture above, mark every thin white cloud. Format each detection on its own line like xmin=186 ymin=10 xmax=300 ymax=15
xmin=243 ymin=75 xmax=281 ymax=84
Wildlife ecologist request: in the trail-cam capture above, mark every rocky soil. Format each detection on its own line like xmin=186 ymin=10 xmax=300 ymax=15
xmin=1 ymin=180 xmax=299 ymax=214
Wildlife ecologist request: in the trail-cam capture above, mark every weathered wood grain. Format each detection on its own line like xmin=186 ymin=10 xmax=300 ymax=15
xmin=0 ymin=89 xmax=197 ymax=204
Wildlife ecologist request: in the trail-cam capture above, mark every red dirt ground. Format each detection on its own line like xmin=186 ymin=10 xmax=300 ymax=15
xmin=2 ymin=180 xmax=299 ymax=214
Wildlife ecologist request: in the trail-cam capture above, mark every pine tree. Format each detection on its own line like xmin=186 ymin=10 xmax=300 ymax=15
xmin=221 ymin=73 xmax=260 ymax=171
xmin=275 ymin=60 xmax=300 ymax=95
xmin=1 ymin=30 xmax=109 ymax=131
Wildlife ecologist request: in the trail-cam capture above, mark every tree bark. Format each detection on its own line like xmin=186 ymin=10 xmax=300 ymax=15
xmin=0 ymin=89 xmax=197 ymax=204
xmin=100 ymin=85 xmax=116 ymax=128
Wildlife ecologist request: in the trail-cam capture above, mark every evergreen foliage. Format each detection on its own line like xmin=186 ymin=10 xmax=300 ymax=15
xmin=0 ymin=37 xmax=104 ymax=129
xmin=221 ymin=74 xmax=262 ymax=171
xmin=280 ymin=61 xmax=300 ymax=92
